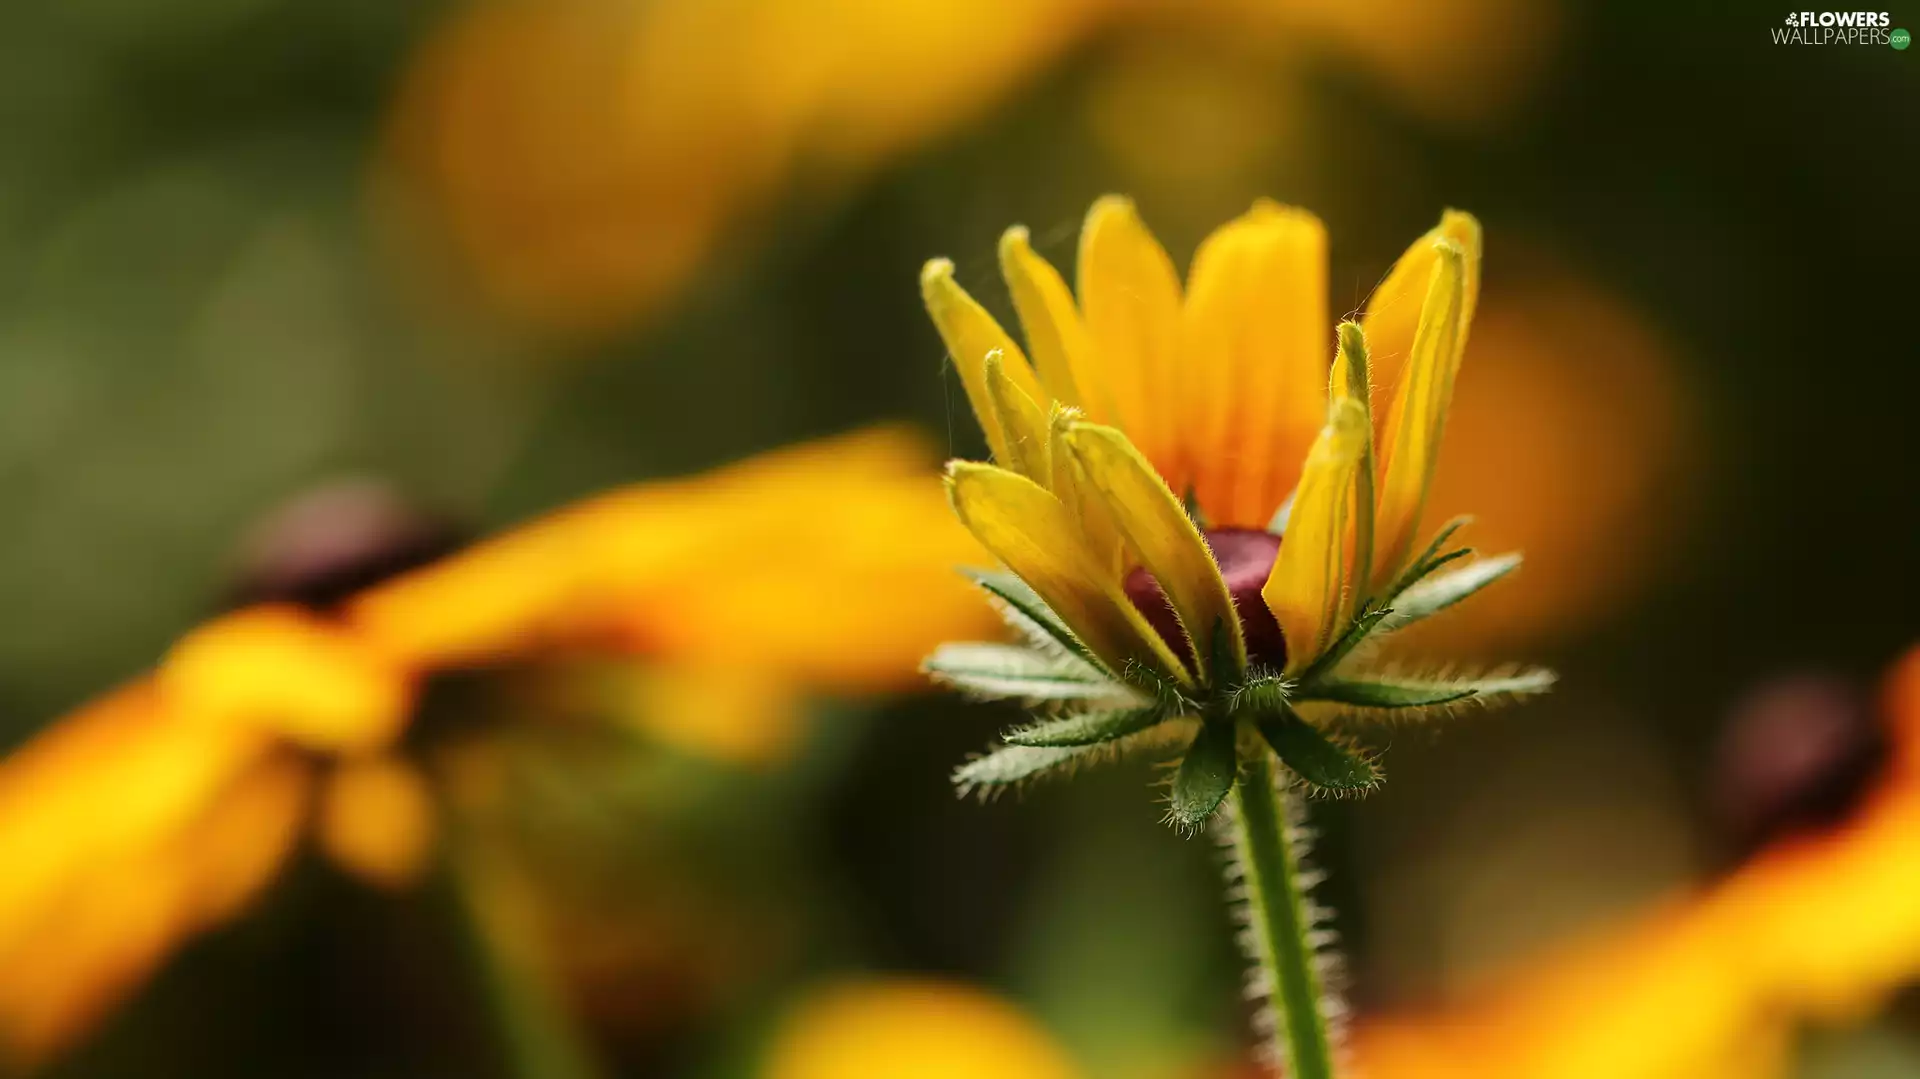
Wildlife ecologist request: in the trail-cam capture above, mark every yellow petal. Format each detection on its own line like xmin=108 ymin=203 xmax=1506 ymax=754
xmin=921 ymin=258 xmax=1046 ymax=464
xmin=189 ymin=755 xmax=311 ymax=924
xmin=318 ymin=755 xmax=436 ymax=891
xmin=1328 ymin=321 xmax=1376 ymax=597
xmin=998 ymin=226 xmax=1087 ymax=408
xmin=984 ymin=352 xmax=1053 ymax=482
xmin=1372 ymin=240 xmax=1469 ymax=587
xmin=1047 ymin=405 xmax=1128 ymax=581
xmin=946 ymin=461 xmax=1186 ymax=685
xmin=1063 ymin=422 xmax=1243 ymax=680
xmin=1183 ymin=199 xmax=1329 ymax=529
xmin=1077 ymin=195 xmax=1184 ymax=484
xmin=1361 ymin=209 xmax=1482 ymax=434
xmin=1262 ymin=398 xmax=1369 ymax=671
xmin=159 ymin=606 xmax=414 ymax=753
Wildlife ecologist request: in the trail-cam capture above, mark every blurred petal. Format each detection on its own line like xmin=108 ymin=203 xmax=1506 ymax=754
xmin=1388 ymin=269 xmax=1687 ymax=656
xmin=762 ymin=977 xmax=1082 ymax=1079
xmin=160 ymin=605 xmax=414 ymax=753
xmin=0 ymin=752 xmax=306 ymax=1065
xmin=922 ymin=258 xmax=1048 ymax=465
xmin=319 ymin=756 xmax=437 ymax=890
xmin=1064 ymin=422 xmax=1243 ymax=677
xmin=947 ymin=461 xmax=1186 ymax=684
xmin=1353 ymin=645 xmax=1920 ymax=1079
xmin=1078 ymin=195 xmax=1186 ymax=485
xmin=1183 ymin=200 xmax=1329 ymax=528
xmin=1262 ymin=399 xmax=1368 ymax=670
xmin=350 ymin=426 xmax=992 ymax=684
xmin=0 ymin=683 xmax=268 ymax=971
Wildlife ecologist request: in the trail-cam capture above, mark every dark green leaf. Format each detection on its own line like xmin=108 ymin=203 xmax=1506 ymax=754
xmin=1168 ymin=720 xmax=1238 ymax=830
xmin=1005 ymin=705 xmax=1171 ymax=747
xmin=1257 ymin=710 xmax=1380 ymax=792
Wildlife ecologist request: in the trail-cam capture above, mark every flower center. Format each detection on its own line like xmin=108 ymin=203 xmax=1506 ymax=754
xmin=1123 ymin=528 xmax=1288 ymax=674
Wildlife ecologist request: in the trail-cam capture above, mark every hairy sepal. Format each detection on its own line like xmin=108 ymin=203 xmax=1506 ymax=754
xmin=1255 ymin=710 xmax=1381 ymax=794
xmin=1005 ymin=704 xmax=1173 ymax=747
xmin=923 ymin=642 xmax=1122 ymax=704
xmin=1378 ymin=553 xmax=1521 ymax=631
xmin=1168 ymin=720 xmax=1238 ymax=833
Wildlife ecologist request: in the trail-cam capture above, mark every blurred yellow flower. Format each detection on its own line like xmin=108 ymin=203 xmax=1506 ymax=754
xmin=1349 ymin=644 xmax=1920 ymax=1079
xmin=1392 ymin=267 xmax=1690 ymax=657
xmin=381 ymin=0 xmax=1556 ymax=335
xmin=0 ymin=426 xmax=989 ymax=1065
xmin=761 ymin=977 xmax=1082 ymax=1079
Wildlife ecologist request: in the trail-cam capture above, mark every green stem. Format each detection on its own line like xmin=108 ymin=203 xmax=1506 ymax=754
xmin=445 ymin=846 xmax=605 ymax=1079
xmin=1229 ymin=749 xmax=1338 ymax=1079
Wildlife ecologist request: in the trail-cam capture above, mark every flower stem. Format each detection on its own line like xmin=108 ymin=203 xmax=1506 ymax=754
xmin=446 ymin=843 xmax=605 ymax=1079
xmin=1230 ymin=748 xmax=1338 ymax=1079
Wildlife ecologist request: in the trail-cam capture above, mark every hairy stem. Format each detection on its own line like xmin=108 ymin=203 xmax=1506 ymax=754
xmin=1230 ymin=749 xmax=1338 ymax=1079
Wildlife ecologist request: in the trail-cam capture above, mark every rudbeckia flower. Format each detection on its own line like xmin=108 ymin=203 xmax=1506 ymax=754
xmin=921 ymin=196 xmax=1551 ymax=818
xmin=0 ymin=427 xmax=989 ymax=1066
xmin=920 ymin=196 xmax=1552 ymax=1078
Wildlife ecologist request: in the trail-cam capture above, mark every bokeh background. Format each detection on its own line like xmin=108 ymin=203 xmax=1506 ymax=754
xmin=2 ymin=0 xmax=1917 ymax=1076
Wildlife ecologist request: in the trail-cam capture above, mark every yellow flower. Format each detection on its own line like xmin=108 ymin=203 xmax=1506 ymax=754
xmin=760 ymin=977 xmax=1082 ymax=1079
xmin=1349 ymin=644 xmax=1920 ymax=1079
xmin=926 ymin=196 xmax=1480 ymax=688
xmin=383 ymin=0 xmax=1552 ymax=334
xmin=0 ymin=426 xmax=991 ymax=1064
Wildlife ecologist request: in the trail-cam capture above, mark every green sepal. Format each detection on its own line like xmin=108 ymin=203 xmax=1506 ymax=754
xmin=952 ymin=743 xmax=1101 ymax=795
xmin=1380 ymin=553 xmax=1520 ymax=630
xmin=1296 ymin=677 xmax=1476 ymax=708
xmin=963 ymin=568 xmax=1110 ymax=675
xmin=1004 ymin=705 xmax=1170 ymax=748
xmin=1304 ymin=667 xmax=1558 ymax=719
xmin=1293 ymin=604 xmax=1393 ymax=686
xmin=923 ymin=642 xmax=1120 ymax=704
xmin=1256 ymin=709 xmax=1380 ymax=792
xmin=1229 ymin=674 xmax=1292 ymax=717
xmin=1383 ymin=516 xmax=1471 ymax=597
xmin=1125 ymin=659 xmax=1199 ymax=715
xmin=1167 ymin=720 xmax=1238 ymax=832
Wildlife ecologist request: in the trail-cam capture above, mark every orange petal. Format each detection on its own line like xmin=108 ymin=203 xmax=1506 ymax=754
xmin=1077 ymin=195 xmax=1185 ymax=484
xmin=319 ymin=756 xmax=437 ymax=890
xmin=1361 ymin=209 xmax=1482 ymax=450
xmin=1183 ymin=200 xmax=1329 ymax=528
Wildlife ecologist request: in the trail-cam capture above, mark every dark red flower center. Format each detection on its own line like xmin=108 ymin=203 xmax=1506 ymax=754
xmin=1122 ymin=528 xmax=1288 ymax=674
